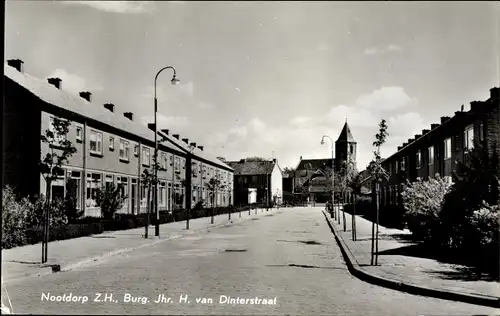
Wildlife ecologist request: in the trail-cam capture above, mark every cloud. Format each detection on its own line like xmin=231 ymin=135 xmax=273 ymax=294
xmin=61 ymin=1 xmax=155 ymax=14
xmin=204 ymin=86 xmax=425 ymax=171
xmin=317 ymin=43 xmax=330 ymax=52
xmin=178 ymin=81 xmax=194 ymax=96
xmin=140 ymin=81 xmax=194 ymax=104
xmin=364 ymin=44 xmax=402 ymax=55
xmin=355 ymin=86 xmax=418 ymax=111
xmin=47 ymin=69 xmax=103 ymax=95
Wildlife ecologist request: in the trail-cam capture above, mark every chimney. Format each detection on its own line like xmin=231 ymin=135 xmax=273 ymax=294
xmin=397 ymin=146 xmax=402 ymax=151
xmin=190 ymin=142 xmax=197 ymax=147
xmin=7 ymin=59 xmax=24 ymax=73
xmin=490 ymin=87 xmax=500 ymax=99
xmin=182 ymin=138 xmax=189 ymax=144
xmin=440 ymin=116 xmax=450 ymax=123
xmin=47 ymin=77 xmax=62 ymax=89
xmin=123 ymin=112 xmax=133 ymax=121
xmin=470 ymin=101 xmax=482 ymax=112
xmin=217 ymin=156 xmax=226 ymax=162
xmin=79 ymin=91 xmax=92 ymax=102
xmin=147 ymin=123 xmax=156 ymax=131
xmin=461 ymin=104 xmax=465 ymax=112
xmin=273 ymin=158 xmax=277 ymax=163
xmin=414 ymin=134 xmax=421 ymax=140
xmin=197 ymin=146 xmax=204 ymax=151
xmin=103 ymin=103 xmax=115 ymax=113
xmin=403 ymin=142 xmax=408 ymax=147
xmin=173 ymin=134 xmax=179 ymax=139
xmin=422 ymin=129 xmax=430 ymax=135
xmin=300 ymin=156 xmax=302 ymax=160
xmin=431 ymin=123 xmax=440 ymax=129
xmin=454 ymin=111 xmax=465 ymax=117
xmin=161 ymin=129 xmax=169 ymax=135
xmin=408 ymin=138 xmax=414 ymax=144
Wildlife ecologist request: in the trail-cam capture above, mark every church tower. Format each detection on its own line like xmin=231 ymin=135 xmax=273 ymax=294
xmin=335 ymin=120 xmax=357 ymax=171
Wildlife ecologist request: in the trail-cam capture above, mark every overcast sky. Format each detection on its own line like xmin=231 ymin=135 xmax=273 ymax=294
xmin=5 ymin=1 xmax=499 ymax=170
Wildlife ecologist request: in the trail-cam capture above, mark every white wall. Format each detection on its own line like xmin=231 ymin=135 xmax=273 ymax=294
xmin=270 ymin=163 xmax=283 ymax=202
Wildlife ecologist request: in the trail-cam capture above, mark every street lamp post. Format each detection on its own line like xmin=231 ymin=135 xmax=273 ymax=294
xmin=154 ymin=66 xmax=180 ymax=237
xmin=321 ymin=135 xmax=334 ymax=219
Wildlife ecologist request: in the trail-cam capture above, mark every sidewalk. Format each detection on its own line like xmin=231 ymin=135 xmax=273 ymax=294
xmin=322 ymin=209 xmax=500 ymax=308
xmin=2 ymin=208 xmax=278 ymax=284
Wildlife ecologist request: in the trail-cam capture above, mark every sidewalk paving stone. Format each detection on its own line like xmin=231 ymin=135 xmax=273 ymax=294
xmin=2 ymin=208 xmax=278 ymax=283
xmin=322 ymin=208 xmax=500 ymax=308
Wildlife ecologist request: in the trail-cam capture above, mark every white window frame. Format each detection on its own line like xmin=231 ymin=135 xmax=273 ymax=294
xmin=428 ymin=146 xmax=434 ymax=165
xmin=444 ymin=137 xmax=452 ymax=160
xmin=119 ymin=139 xmax=130 ymax=161
xmin=142 ymin=147 xmax=151 ymax=166
xmin=175 ymin=157 xmax=180 ymax=173
xmin=85 ymin=173 xmax=102 ymax=208
xmin=159 ymin=182 xmax=166 ymax=206
xmin=89 ymin=130 xmax=103 ymax=155
xmin=76 ymin=126 xmax=83 ymax=142
xmin=401 ymin=158 xmax=406 ymax=171
xmin=464 ymin=124 xmax=474 ymax=151
xmin=416 ymin=151 xmax=421 ymax=169
xmin=109 ymin=136 xmax=115 ymax=151
xmin=134 ymin=144 xmax=139 ymax=157
xmin=479 ymin=123 xmax=484 ymax=141
xmin=48 ymin=116 xmax=68 ymax=145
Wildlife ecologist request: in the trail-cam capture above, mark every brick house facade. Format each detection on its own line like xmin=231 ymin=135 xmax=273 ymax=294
xmin=3 ymin=59 xmax=234 ymax=217
xmin=372 ymin=87 xmax=499 ymax=208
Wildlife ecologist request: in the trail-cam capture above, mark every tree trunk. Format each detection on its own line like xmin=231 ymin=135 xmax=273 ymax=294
xmin=375 ymin=182 xmax=380 ymax=265
xmin=145 ymin=185 xmax=151 ymax=238
xmin=371 ymin=185 xmax=376 ymax=265
xmin=353 ymin=193 xmax=357 ymax=241
xmin=342 ymin=191 xmax=347 ymax=232
xmin=211 ymin=192 xmax=214 ymax=224
xmin=42 ymin=181 xmax=52 ymax=263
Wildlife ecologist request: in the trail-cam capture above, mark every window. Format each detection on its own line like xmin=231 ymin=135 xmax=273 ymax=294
xmin=76 ymin=127 xmax=83 ymax=142
xmin=89 ymin=130 xmax=103 ymax=154
xmin=464 ymin=124 xmax=474 ymax=151
xmin=67 ymin=172 xmax=82 ymax=209
xmin=175 ymin=157 xmax=180 ymax=173
xmin=109 ymin=136 xmax=115 ymax=150
xmin=134 ymin=145 xmax=139 ymax=156
xmin=86 ymin=173 xmax=102 ymax=207
xmin=119 ymin=139 xmax=130 ymax=161
xmin=117 ymin=176 xmax=128 ymax=204
xmin=105 ymin=175 xmax=113 ymax=190
xmin=49 ymin=116 xmax=67 ymax=145
xmin=169 ymin=154 xmax=173 ymax=166
xmin=142 ymin=147 xmax=150 ymax=166
xmin=161 ymin=153 xmax=168 ymax=169
xmin=401 ymin=158 xmax=406 ymax=171
xmin=416 ymin=151 xmax=421 ymax=169
xmin=428 ymin=146 xmax=434 ymax=165
xmin=444 ymin=137 xmax=452 ymax=160
xmin=479 ymin=123 xmax=484 ymax=141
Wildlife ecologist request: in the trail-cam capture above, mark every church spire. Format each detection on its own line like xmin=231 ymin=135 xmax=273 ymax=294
xmin=336 ymin=120 xmax=355 ymax=143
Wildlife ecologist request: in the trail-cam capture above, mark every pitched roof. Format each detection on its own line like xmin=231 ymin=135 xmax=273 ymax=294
xmin=296 ymin=158 xmax=334 ymax=171
xmin=225 ymin=159 xmax=275 ymax=175
xmin=4 ymin=63 xmax=231 ymax=171
xmin=336 ymin=121 xmax=355 ymax=142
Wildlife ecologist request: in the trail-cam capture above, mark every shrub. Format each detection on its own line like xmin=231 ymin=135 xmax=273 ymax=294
xmin=95 ymin=183 xmax=127 ymax=220
xmin=401 ymin=176 xmax=452 ymax=242
xmin=2 ymin=187 xmax=31 ymax=248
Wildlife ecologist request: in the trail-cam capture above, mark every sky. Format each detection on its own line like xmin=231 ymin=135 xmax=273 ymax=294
xmin=5 ymin=1 xmax=499 ymax=170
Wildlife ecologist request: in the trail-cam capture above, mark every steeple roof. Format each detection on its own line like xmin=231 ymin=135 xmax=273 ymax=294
xmin=336 ymin=120 xmax=355 ymax=142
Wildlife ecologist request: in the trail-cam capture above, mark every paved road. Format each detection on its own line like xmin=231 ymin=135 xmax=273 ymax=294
xmin=3 ymin=208 xmax=498 ymax=315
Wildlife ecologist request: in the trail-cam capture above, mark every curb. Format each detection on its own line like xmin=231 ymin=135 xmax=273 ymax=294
xmin=321 ymin=210 xmax=500 ymax=309
xmin=3 ymin=208 xmax=276 ymax=284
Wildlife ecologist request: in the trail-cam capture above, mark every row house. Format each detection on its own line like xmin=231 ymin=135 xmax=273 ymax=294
xmin=3 ymin=59 xmax=234 ymax=217
xmin=378 ymin=87 xmax=499 ymax=207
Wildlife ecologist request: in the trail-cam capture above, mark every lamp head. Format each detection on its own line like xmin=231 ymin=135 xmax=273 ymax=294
xmin=321 ymin=139 xmax=325 ymax=145
xmin=170 ymin=75 xmax=180 ymax=85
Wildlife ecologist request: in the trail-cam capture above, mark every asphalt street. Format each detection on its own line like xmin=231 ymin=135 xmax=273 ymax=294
xmin=3 ymin=207 xmax=498 ymax=315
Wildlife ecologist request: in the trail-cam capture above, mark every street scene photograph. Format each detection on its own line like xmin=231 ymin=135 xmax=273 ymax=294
xmin=2 ymin=1 xmax=499 ymax=315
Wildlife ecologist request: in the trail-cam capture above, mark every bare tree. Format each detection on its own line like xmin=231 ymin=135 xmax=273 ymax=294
xmin=39 ymin=117 xmax=76 ymax=263
xmin=347 ymin=172 xmax=362 ymax=241
xmin=367 ymin=119 xmax=389 ymax=265
xmin=206 ymin=173 xmax=226 ymax=224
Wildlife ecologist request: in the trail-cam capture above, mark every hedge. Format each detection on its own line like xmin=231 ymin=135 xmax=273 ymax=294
xmin=2 ymin=205 xmax=250 ymax=249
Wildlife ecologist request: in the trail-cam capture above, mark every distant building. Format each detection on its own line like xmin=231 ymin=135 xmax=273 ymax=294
xmin=293 ymin=121 xmax=357 ymax=203
xmin=226 ymin=158 xmax=283 ymax=206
